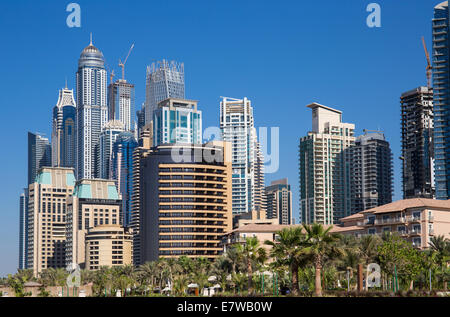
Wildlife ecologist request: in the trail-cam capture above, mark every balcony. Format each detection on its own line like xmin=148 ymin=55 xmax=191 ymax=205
xmin=407 ymin=216 xmax=421 ymax=223
xmin=409 ymin=228 xmax=421 ymax=236
xmin=374 ymin=217 xmax=406 ymax=225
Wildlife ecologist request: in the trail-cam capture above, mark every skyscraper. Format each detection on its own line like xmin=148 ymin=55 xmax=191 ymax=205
xmin=130 ymin=124 xmax=153 ymax=266
xmin=254 ymin=141 xmax=267 ymax=214
xmin=348 ymin=131 xmax=393 ymax=213
xmin=265 ymin=178 xmax=292 ymax=225
xmin=136 ymin=103 xmax=146 ymax=137
xmin=52 ymin=86 xmax=76 ymax=168
xmin=144 ymin=60 xmax=185 ymax=124
xmin=299 ymin=103 xmax=355 ymax=225
xmin=98 ymin=120 xmax=125 ymax=179
xmin=19 ymin=190 xmax=28 ymax=270
xmin=27 ymin=167 xmax=75 ymax=276
xmin=400 ymin=87 xmax=434 ymax=198
xmin=220 ymin=97 xmax=262 ymax=214
xmin=153 ymin=98 xmax=202 ymax=146
xmin=28 ymin=132 xmax=51 ymax=185
xmin=139 ymin=142 xmax=232 ymax=262
xmin=112 ymin=131 xmax=138 ymax=227
xmin=432 ymin=2 xmax=450 ymax=199
xmin=76 ymin=38 xmax=108 ymax=180
xmin=108 ymin=79 xmax=135 ymax=132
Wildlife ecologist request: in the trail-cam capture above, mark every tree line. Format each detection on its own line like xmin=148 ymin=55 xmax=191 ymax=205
xmin=2 ymin=224 xmax=449 ymax=297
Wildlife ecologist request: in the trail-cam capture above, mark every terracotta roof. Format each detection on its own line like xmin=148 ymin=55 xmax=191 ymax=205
xmin=330 ymin=225 xmax=363 ymax=233
xmin=340 ymin=198 xmax=450 ymax=222
xmin=363 ymin=198 xmax=450 ymax=214
xmin=230 ymin=224 xmax=300 ymax=234
xmin=340 ymin=213 xmax=364 ymax=221
xmin=226 ymin=223 xmax=334 ymax=235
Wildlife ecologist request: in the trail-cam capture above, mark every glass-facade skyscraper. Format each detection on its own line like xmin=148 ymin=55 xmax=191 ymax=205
xmin=145 ymin=60 xmax=185 ymax=124
xmin=112 ymin=131 xmax=138 ymax=227
xmin=52 ymin=87 xmax=76 ymax=168
xmin=76 ymin=38 xmax=108 ymax=179
xmin=153 ymin=98 xmax=202 ymax=146
xmin=28 ymin=132 xmax=51 ymax=185
xmin=98 ymin=120 xmax=125 ymax=179
xmin=433 ymin=1 xmax=450 ymax=199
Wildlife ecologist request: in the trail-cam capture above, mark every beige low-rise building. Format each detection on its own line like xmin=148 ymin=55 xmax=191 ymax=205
xmin=85 ymin=225 xmax=132 ymax=270
xmin=332 ymin=198 xmax=450 ymax=248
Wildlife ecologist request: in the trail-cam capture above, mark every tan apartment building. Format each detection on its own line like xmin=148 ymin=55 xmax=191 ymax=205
xmin=85 ymin=224 xmax=132 ymax=270
xmin=27 ymin=167 xmax=75 ymax=276
xmin=299 ymin=103 xmax=355 ymax=225
xmin=66 ymin=179 xmax=123 ymax=269
xmin=332 ymin=198 xmax=450 ymax=248
xmin=139 ymin=141 xmax=233 ymax=262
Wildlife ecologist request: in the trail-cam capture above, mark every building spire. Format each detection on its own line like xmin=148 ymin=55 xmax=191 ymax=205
xmin=65 ymin=77 xmax=68 ymax=89
xmin=90 ymin=32 xmax=93 ymax=45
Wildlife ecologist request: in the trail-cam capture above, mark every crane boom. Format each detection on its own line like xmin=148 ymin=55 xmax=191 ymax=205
xmin=119 ymin=43 xmax=135 ymax=80
xmin=421 ymin=36 xmax=432 ymax=89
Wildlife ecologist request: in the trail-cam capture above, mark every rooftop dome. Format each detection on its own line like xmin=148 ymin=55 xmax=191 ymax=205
xmin=78 ymin=35 xmax=105 ymax=68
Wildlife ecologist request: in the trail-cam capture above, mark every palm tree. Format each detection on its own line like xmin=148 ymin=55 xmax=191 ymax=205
xmin=265 ymin=226 xmax=307 ymax=295
xmin=235 ymin=237 xmax=267 ymax=294
xmin=302 ymin=223 xmax=344 ymax=296
xmin=358 ymin=234 xmax=381 ymax=290
xmin=429 ymin=235 xmax=450 ymax=290
xmin=138 ymin=261 xmax=158 ymax=295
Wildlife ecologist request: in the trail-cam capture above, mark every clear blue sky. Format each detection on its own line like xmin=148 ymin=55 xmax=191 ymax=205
xmin=0 ymin=0 xmax=435 ymax=276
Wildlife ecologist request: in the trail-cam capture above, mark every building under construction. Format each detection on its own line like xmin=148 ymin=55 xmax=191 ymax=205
xmin=400 ymin=86 xmax=435 ymax=199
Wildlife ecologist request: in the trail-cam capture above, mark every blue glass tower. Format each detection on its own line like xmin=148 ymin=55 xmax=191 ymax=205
xmin=433 ymin=2 xmax=450 ymax=199
xmin=112 ymin=131 xmax=138 ymax=227
xmin=52 ymin=87 xmax=76 ymax=168
xmin=153 ymin=98 xmax=202 ymax=146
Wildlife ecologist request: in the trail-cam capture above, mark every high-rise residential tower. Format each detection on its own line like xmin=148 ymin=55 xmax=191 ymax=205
xmin=265 ymin=178 xmax=292 ymax=225
xmin=136 ymin=104 xmax=146 ymax=137
xmin=130 ymin=124 xmax=153 ymax=266
xmin=28 ymin=132 xmax=51 ymax=185
xmin=432 ymin=2 xmax=450 ymax=199
xmin=348 ymin=131 xmax=393 ymax=213
xmin=220 ymin=97 xmax=263 ymax=214
xmin=27 ymin=167 xmax=76 ymax=276
xmin=111 ymin=131 xmax=138 ymax=227
xmin=76 ymin=38 xmax=108 ymax=180
xmin=19 ymin=190 xmax=28 ymax=270
xmin=153 ymin=98 xmax=202 ymax=146
xmin=98 ymin=120 xmax=125 ymax=179
xmin=108 ymin=79 xmax=135 ymax=132
xmin=144 ymin=60 xmax=185 ymax=124
xmin=52 ymin=86 xmax=76 ymax=168
xmin=400 ymin=87 xmax=434 ymax=198
xmin=139 ymin=142 xmax=232 ymax=262
xmin=299 ymin=103 xmax=355 ymax=225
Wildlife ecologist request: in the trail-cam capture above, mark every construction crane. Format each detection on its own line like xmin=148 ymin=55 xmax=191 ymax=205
xmin=421 ymin=36 xmax=432 ymax=89
xmin=118 ymin=43 xmax=135 ymax=81
xmin=104 ymin=59 xmax=116 ymax=84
